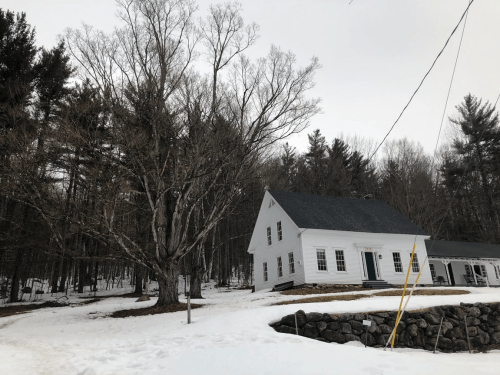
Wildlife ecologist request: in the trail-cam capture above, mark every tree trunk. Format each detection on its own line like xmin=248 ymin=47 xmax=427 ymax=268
xmin=51 ymin=257 xmax=60 ymax=293
xmin=58 ymin=257 xmax=69 ymax=293
xmin=10 ymin=249 xmax=23 ymax=302
xmin=134 ymin=264 xmax=142 ymax=294
xmin=189 ymin=247 xmax=204 ymax=299
xmin=156 ymin=262 xmax=179 ymax=306
xmin=78 ymin=260 xmax=85 ymax=293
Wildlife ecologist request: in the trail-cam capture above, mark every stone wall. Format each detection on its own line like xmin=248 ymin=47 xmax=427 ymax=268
xmin=271 ymin=302 xmax=500 ymax=352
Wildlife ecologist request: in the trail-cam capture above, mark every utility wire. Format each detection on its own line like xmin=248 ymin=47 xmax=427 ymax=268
xmin=368 ymin=0 xmax=475 ymax=163
xmin=431 ymin=2 xmax=470 ymax=166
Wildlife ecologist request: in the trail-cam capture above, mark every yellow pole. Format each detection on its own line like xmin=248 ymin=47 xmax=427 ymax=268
xmin=385 ymin=259 xmax=426 ymax=348
xmin=391 ymin=243 xmax=416 ymax=348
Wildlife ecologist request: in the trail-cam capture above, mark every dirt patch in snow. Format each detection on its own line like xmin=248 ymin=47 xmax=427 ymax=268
xmin=109 ymin=302 xmax=203 ymax=318
xmin=79 ymin=292 xmax=155 ymax=300
xmin=0 ymin=301 xmax=68 ymax=318
xmin=281 ymin=286 xmax=370 ymax=296
xmin=273 ymin=294 xmax=370 ymax=306
xmin=372 ymin=289 xmax=470 ymax=297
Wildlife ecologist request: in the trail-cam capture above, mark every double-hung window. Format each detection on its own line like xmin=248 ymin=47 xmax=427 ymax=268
xmin=277 ymin=221 xmax=283 ymax=241
xmin=316 ymin=249 xmax=327 ymax=271
xmin=393 ymin=252 xmax=403 ymax=273
xmin=335 ymin=250 xmax=346 ymax=272
xmin=288 ymin=252 xmax=295 ymax=274
xmin=277 ymin=256 xmax=283 ymax=278
xmin=263 ymin=263 xmax=268 ymax=282
xmin=266 ymin=227 xmax=272 ymax=246
xmin=411 ymin=253 xmax=420 ymax=273
xmin=494 ymin=265 xmax=500 ymax=280
xmin=429 ymin=264 xmax=436 ymax=278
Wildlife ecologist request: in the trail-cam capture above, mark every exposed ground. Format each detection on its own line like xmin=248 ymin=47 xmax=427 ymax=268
xmin=275 ymin=288 xmax=470 ymax=306
xmin=281 ymin=285 xmax=369 ymax=295
xmin=0 ymin=301 xmax=67 ymax=318
xmin=273 ymin=294 xmax=370 ymax=305
xmin=110 ymin=302 xmax=202 ymax=318
xmin=372 ymin=289 xmax=470 ymax=297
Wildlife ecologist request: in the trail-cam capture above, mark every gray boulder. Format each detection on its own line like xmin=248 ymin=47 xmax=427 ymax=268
xmin=316 ymin=321 xmax=328 ymax=333
xmin=338 ymin=313 xmax=354 ymax=322
xmin=354 ymin=313 xmax=365 ymax=321
xmin=468 ymin=307 xmax=481 ymax=318
xmin=399 ymin=331 xmax=414 ymax=347
xmin=415 ymin=318 xmax=428 ymax=329
xmin=344 ymin=334 xmax=361 ymax=342
xmin=490 ymin=331 xmax=500 ymax=344
xmin=379 ymin=324 xmax=393 ymax=334
xmin=340 ymin=322 xmax=352 ymax=334
xmin=306 ymin=312 xmax=324 ymax=322
xmin=328 ymin=322 xmax=340 ymax=331
xmin=467 ymin=326 xmax=478 ymax=337
xmin=360 ymin=332 xmax=375 ymax=346
xmin=302 ymin=323 xmax=319 ymax=338
xmin=438 ymin=337 xmax=453 ymax=350
xmin=276 ymin=325 xmax=297 ymax=335
xmin=322 ymin=330 xmax=346 ymax=343
xmin=453 ymin=339 xmax=469 ymax=352
xmin=407 ymin=324 xmax=418 ymax=337
xmin=424 ymin=313 xmax=442 ymax=325
xmin=487 ymin=315 xmax=500 ymax=326
xmin=349 ymin=320 xmax=364 ymax=331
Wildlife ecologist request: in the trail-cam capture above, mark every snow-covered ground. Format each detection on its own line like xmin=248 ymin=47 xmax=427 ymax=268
xmin=1 ymin=284 xmax=500 ymax=375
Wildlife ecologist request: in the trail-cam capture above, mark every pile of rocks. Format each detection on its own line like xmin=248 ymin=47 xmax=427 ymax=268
xmin=271 ymin=302 xmax=500 ymax=352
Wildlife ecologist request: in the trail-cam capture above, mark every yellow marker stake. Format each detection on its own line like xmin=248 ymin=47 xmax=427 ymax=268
xmin=385 ymin=259 xmax=426 ymax=349
xmin=391 ymin=243 xmax=416 ymax=349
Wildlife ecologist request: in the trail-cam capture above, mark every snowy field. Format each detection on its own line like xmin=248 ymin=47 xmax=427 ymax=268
xmin=1 ymin=284 xmax=500 ymax=375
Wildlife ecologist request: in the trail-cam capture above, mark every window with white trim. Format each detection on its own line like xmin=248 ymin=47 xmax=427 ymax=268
xmin=316 ymin=249 xmax=327 ymax=271
xmin=429 ymin=264 xmax=436 ymax=278
xmin=277 ymin=221 xmax=282 ymax=241
xmin=480 ymin=264 xmax=488 ymax=278
xmin=393 ymin=252 xmax=403 ymax=273
xmin=494 ymin=265 xmax=500 ymax=280
xmin=277 ymin=256 xmax=283 ymax=278
xmin=266 ymin=227 xmax=272 ymax=246
xmin=288 ymin=252 xmax=295 ymax=274
xmin=411 ymin=253 xmax=420 ymax=273
xmin=335 ymin=250 xmax=346 ymax=272
xmin=269 ymin=199 xmax=275 ymax=208
xmin=465 ymin=264 xmax=473 ymax=277
xmin=263 ymin=262 xmax=268 ymax=282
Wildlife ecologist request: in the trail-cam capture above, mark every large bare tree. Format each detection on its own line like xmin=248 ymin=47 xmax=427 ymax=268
xmin=63 ymin=0 xmax=320 ymax=305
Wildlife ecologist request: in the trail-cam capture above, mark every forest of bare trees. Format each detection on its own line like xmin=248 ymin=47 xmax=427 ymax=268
xmin=2 ymin=1 xmax=500 ymax=306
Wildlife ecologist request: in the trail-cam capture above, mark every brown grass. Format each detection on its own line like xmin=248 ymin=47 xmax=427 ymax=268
xmin=272 ymin=294 xmax=370 ymax=306
xmin=0 ymin=301 xmax=68 ymax=318
xmin=281 ymin=286 xmax=369 ymax=296
xmin=109 ymin=303 xmax=203 ymax=318
xmin=373 ymin=289 xmax=470 ymax=297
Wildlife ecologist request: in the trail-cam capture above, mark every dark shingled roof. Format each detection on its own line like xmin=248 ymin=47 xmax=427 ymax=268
xmin=425 ymin=239 xmax=500 ymax=259
xmin=268 ymin=190 xmax=427 ymax=235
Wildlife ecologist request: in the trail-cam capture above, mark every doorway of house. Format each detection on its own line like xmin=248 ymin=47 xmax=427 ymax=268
xmin=364 ymin=252 xmax=377 ymax=281
xmin=447 ymin=263 xmax=455 ymax=285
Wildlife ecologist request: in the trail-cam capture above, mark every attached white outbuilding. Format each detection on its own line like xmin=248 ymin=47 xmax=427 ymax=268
xmin=247 ymin=190 xmax=434 ymax=291
xmin=426 ymin=240 xmax=500 ymax=287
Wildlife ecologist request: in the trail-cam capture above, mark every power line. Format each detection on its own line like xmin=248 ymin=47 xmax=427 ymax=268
xmin=431 ymin=1 xmax=470 ymax=164
xmin=368 ymin=0 xmax=475 ymax=163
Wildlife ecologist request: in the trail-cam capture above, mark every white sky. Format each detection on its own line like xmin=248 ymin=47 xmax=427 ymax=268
xmin=4 ymin=0 xmax=500 ymax=156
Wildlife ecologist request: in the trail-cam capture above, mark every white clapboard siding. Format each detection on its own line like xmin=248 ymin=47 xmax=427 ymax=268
xmin=300 ymin=229 xmax=433 ymax=285
xmin=248 ymin=191 xmax=306 ymax=291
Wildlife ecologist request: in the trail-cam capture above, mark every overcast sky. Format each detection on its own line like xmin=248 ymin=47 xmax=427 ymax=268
xmin=4 ymin=0 xmax=499 ymax=157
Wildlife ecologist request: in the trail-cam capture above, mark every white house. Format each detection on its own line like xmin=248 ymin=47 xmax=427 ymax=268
xmin=248 ymin=190 xmax=433 ymax=291
xmin=427 ymin=240 xmax=500 ymax=287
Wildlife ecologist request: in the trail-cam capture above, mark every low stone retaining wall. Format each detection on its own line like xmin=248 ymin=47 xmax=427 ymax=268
xmin=271 ymin=302 xmax=500 ymax=352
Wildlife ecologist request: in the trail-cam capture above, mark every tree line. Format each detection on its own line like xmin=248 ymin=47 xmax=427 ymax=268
xmin=1 ymin=1 xmax=499 ymax=305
